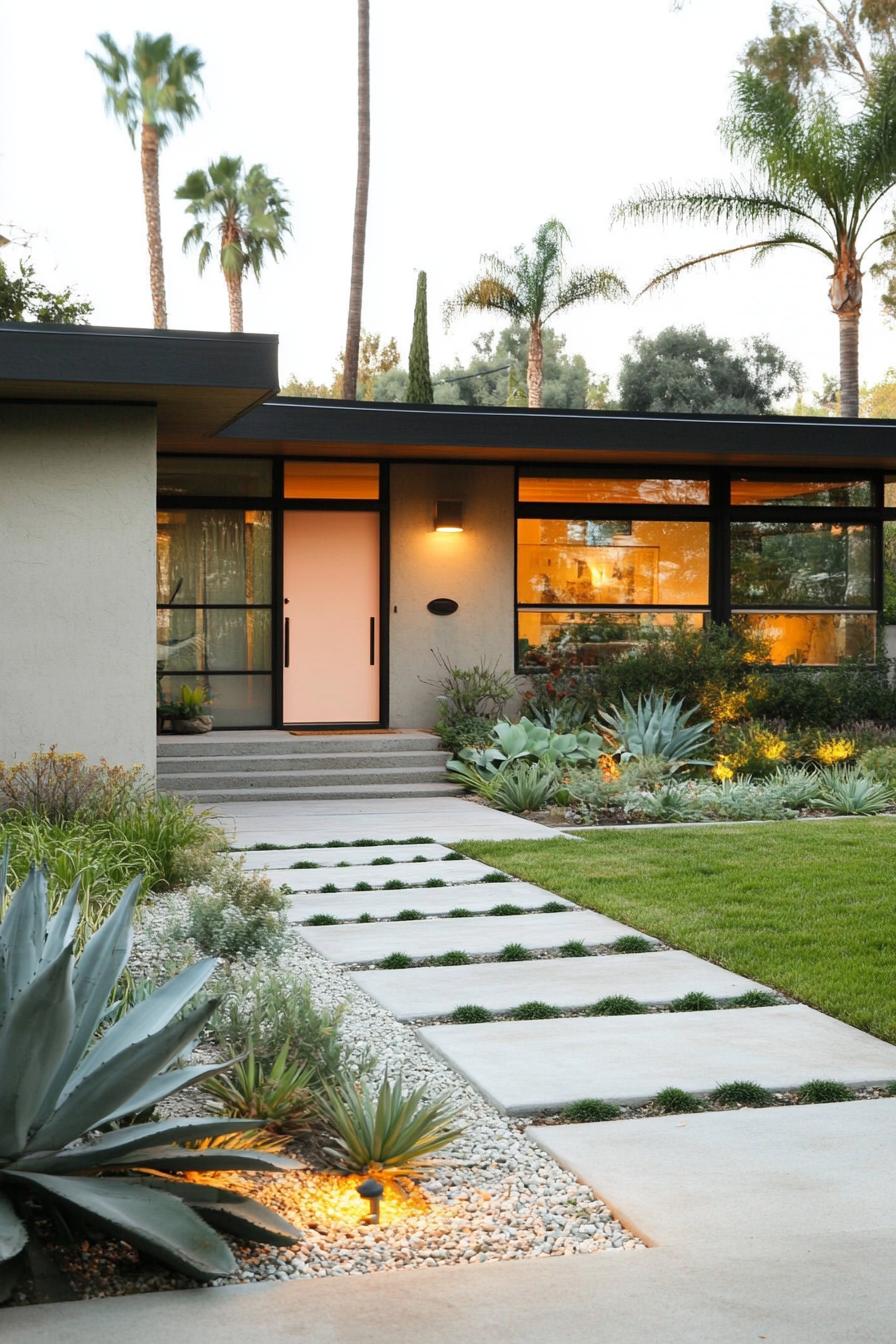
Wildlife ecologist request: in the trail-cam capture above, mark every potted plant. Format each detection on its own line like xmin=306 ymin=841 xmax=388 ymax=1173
xmin=162 ymin=683 xmax=214 ymax=734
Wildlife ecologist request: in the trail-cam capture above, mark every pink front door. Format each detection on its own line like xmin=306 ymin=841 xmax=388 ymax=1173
xmin=282 ymin=511 xmax=380 ymax=724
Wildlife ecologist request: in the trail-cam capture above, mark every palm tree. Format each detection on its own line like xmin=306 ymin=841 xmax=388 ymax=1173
xmin=616 ymin=67 xmax=896 ymax=418
xmin=176 ymin=157 xmax=291 ymax=332
xmin=343 ymin=0 xmax=371 ymax=400
xmin=89 ymin=32 xmax=203 ymax=329
xmin=444 ymin=220 xmax=627 ymax=408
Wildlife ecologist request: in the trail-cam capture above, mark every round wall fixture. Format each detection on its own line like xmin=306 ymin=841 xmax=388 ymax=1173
xmin=427 ymin=598 xmax=459 ymax=615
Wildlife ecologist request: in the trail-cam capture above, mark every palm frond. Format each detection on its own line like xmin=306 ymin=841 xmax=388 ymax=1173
xmin=614 ymin=180 xmax=833 ymax=240
xmin=545 ymin=267 xmax=629 ymax=318
xmin=637 ymin=236 xmax=832 ymax=295
xmin=444 ymin=277 xmax=525 ymax=323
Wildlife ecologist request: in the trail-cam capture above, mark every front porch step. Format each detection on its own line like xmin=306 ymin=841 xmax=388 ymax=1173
xmin=167 ymin=782 xmax=466 ymax=803
xmin=157 ymin=749 xmax=449 ymax=776
xmin=160 ymin=765 xmax=453 ymax=792
xmin=157 ymin=732 xmax=444 ymax=758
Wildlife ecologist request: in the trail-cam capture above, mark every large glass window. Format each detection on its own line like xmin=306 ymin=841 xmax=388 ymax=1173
xmin=518 ymin=609 xmax=707 ymax=666
xmin=518 ymin=475 xmax=709 ymax=505
xmin=739 ymin=613 xmax=876 ymax=665
xmin=731 ymin=476 xmax=871 ymax=507
xmin=156 ymin=509 xmax=272 ymax=727
xmin=730 ymin=521 xmax=872 ymax=608
xmin=517 ymin=519 xmax=710 ymax=607
xmin=157 ymin=456 xmax=272 ymax=497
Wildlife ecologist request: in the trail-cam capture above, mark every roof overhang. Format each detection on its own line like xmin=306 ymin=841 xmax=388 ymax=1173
xmin=205 ymin=395 xmax=896 ymax=469
xmin=0 ymin=323 xmax=279 ymax=438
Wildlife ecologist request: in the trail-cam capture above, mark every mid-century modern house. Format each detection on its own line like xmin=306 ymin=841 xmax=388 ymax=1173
xmin=3 ymin=321 xmax=896 ymax=790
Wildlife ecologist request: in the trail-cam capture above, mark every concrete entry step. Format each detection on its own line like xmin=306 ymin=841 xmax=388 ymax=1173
xmin=352 ymin=949 xmax=767 ymax=1020
xmin=300 ymin=910 xmax=655 ymax=964
xmin=529 ymin=1098 xmax=896 ymax=1251
xmin=286 ymin=882 xmax=575 ymax=924
xmin=237 ymin=843 xmax=453 ymax=868
xmin=160 ymin=766 xmax=454 ymax=791
xmin=162 ymin=783 xmax=466 ymax=803
xmin=418 ymin=1005 xmax=896 ymax=1113
xmin=157 ymin=730 xmax=444 ymax=757
xmin=276 ymin=858 xmax=499 ymax=891
xmin=158 ymin=750 xmax=448 ymax=776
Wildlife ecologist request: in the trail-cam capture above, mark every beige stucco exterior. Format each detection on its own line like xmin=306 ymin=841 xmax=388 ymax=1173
xmin=0 ymin=404 xmax=157 ymax=773
xmin=388 ymin=463 xmax=517 ymax=727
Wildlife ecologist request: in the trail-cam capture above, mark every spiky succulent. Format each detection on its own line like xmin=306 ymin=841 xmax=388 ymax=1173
xmin=0 ymin=856 xmax=301 ymax=1295
xmin=599 ymin=691 xmax=712 ymax=768
xmin=317 ymin=1074 xmax=465 ymax=1178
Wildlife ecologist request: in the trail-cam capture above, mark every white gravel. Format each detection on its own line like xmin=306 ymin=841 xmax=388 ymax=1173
xmin=129 ymin=892 xmax=644 ymax=1285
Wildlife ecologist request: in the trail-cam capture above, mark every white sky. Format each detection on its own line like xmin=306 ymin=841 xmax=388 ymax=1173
xmin=3 ymin=0 xmax=896 ymax=397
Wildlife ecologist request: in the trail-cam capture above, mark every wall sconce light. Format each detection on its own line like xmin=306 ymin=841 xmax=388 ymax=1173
xmin=356 ymin=1176 xmax=384 ymax=1224
xmin=434 ymin=500 xmax=464 ymax=533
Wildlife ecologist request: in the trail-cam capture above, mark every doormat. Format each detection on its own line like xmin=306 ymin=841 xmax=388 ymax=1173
xmin=289 ymin=729 xmax=398 ymax=737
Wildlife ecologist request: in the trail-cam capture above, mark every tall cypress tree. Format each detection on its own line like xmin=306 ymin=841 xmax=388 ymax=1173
xmin=406 ymin=270 xmax=434 ymax=404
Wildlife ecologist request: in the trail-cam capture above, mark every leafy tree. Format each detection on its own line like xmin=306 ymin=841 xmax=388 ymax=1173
xmin=743 ymin=1 xmax=896 ymax=95
xmin=177 ymin=157 xmax=291 ymax=332
xmin=0 ymin=257 xmax=92 ymax=323
xmin=413 ymin=326 xmax=598 ymax=409
xmin=406 ymin=271 xmax=433 ymax=403
xmin=89 ymin=32 xmax=203 ymax=329
xmin=444 ymin=220 xmax=626 ymax=407
xmin=618 ymin=326 xmax=802 ymax=413
xmin=281 ymin=332 xmax=399 ymax=400
xmin=343 ymin=0 xmax=370 ymax=399
xmin=617 ymin=66 xmax=896 ymax=416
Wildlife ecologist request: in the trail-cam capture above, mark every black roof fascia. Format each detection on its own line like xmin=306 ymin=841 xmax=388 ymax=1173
xmin=0 ymin=322 xmax=279 ymax=392
xmin=219 ymin=395 xmax=896 ymax=461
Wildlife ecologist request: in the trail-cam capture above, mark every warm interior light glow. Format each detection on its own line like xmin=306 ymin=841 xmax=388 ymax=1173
xmin=434 ymin=500 xmax=464 ymax=532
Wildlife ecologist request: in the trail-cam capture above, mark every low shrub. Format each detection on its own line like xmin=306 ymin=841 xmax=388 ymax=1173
xmin=796 ymin=1078 xmax=855 ymax=1104
xmin=488 ymin=903 xmax=525 ymax=916
xmin=749 ymin=657 xmax=896 ymax=727
xmin=859 ymin=744 xmax=896 ymax=786
xmin=710 ymin=1080 xmax=775 ymax=1108
xmin=561 ymin=1098 xmax=621 ymax=1123
xmin=393 ymin=908 xmax=425 ymax=921
xmin=498 ymin=942 xmax=530 ymax=962
xmin=442 ymin=851 xmax=466 ymax=861
xmin=668 ymin=991 xmax=717 ymax=1012
xmin=509 ymin=1000 xmax=561 ymax=1020
xmin=379 ymin=952 xmax=414 ymax=969
xmin=610 ymin=935 xmax=654 ymax=954
xmin=450 ymin=1003 xmax=493 ymax=1023
xmin=426 ymin=651 xmax=517 ymax=752
xmin=623 ymin=781 xmax=704 ymax=823
xmin=0 ymin=746 xmax=147 ymax=821
xmin=425 ymin=878 xmax=447 ymax=888
xmin=181 ymin=860 xmax=288 ymax=960
xmin=653 ymin=1087 xmax=705 ymax=1115
xmin=481 ymin=871 xmax=512 ymax=883
xmin=304 ymin=913 xmax=339 ymax=926
xmin=539 ymin=900 xmax=570 ymax=913
xmin=728 ymin=989 xmax=780 ymax=1007
xmin=712 ymin=721 xmax=792 ymax=778
xmin=584 ymin=995 xmax=647 ymax=1016
xmin=353 ymin=881 xmax=374 ymax=892
xmin=447 ymin=907 xmax=473 ymax=918
xmin=694 ymin=779 xmax=793 ymax=822
xmin=290 ymin=860 xmax=320 ymax=869
xmin=210 ymin=964 xmax=351 ymax=1088
xmin=358 ymin=912 xmax=374 ymax=923
xmin=430 ymin=950 xmax=472 ymax=966
xmin=370 ymin=856 xmax=395 ymax=866
xmin=320 ymin=882 xmax=339 ymax=893
xmin=383 ymin=879 xmax=409 ymax=890
xmin=558 ymin=939 xmax=590 ymax=957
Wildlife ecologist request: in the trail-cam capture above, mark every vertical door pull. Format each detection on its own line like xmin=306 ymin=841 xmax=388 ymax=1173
xmin=284 ymin=617 xmax=290 ymax=668
xmin=369 ymin=616 xmax=376 ymax=665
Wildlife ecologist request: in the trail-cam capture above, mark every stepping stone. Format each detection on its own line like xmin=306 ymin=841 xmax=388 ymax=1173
xmin=418 ymin=1005 xmax=896 ymax=1113
xmin=276 ymin=859 xmax=498 ymax=892
xmin=529 ymin=1099 xmax=896 ymax=1252
xmin=238 ymin=843 xmax=452 ymax=869
xmin=288 ymin=882 xmax=575 ymax=924
xmin=300 ymin=910 xmax=652 ymax=965
xmin=352 ymin=949 xmax=767 ymax=1020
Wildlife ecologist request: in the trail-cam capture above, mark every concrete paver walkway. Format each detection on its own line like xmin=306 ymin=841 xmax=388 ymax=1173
xmin=239 ymin=842 xmax=453 ymax=867
xmin=276 ymin=857 xmax=499 ymax=891
xmin=353 ymin=948 xmax=767 ymax=1019
xmin=420 ymin=1004 xmax=896 ymax=1111
xmin=287 ymin=881 xmax=575 ymax=923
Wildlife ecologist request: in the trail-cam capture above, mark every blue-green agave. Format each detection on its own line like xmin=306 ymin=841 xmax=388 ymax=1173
xmin=0 ymin=856 xmax=301 ymax=1296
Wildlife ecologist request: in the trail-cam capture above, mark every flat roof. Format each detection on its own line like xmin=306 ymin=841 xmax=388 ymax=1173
xmin=0 ymin=322 xmax=279 ymax=438
xmin=210 ymin=394 xmax=896 ymax=469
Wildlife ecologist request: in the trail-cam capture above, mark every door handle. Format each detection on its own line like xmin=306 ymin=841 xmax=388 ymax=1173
xmin=369 ymin=616 xmax=376 ymax=666
xmin=284 ymin=617 xmax=290 ymax=668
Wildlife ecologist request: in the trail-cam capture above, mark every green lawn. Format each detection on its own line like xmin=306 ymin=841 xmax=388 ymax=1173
xmin=460 ymin=819 xmax=896 ymax=1043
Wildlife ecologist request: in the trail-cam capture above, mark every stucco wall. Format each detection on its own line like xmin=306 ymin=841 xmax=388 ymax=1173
xmin=388 ymin=464 xmax=517 ymax=727
xmin=0 ymin=404 xmax=158 ymax=773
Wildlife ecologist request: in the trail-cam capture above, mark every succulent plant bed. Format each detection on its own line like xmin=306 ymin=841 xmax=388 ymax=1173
xmin=52 ymin=893 xmax=640 ymax=1301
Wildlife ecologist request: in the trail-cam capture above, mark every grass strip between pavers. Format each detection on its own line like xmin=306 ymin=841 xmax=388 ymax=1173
xmin=458 ymin=818 xmax=896 ymax=1044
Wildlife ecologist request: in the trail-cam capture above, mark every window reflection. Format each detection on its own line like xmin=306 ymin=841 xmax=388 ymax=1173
xmin=730 ymin=521 xmax=872 ymax=609
xmin=737 ymin=612 xmax=876 ymax=665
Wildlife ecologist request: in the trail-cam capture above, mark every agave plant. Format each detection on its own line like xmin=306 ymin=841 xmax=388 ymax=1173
xmin=317 ymin=1075 xmax=465 ymax=1179
xmin=490 ymin=760 xmax=561 ymax=813
xmin=0 ymin=856 xmax=301 ymax=1296
xmin=202 ymin=1044 xmax=316 ymax=1137
xmin=812 ymin=766 xmax=896 ymax=816
xmin=599 ymin=692 xmax=712 ymax=770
